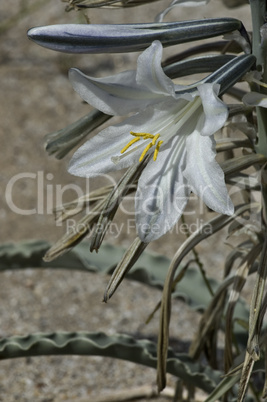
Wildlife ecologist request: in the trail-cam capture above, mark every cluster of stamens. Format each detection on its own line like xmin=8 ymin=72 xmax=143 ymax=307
xmin=120 ymin=131 xmax=164 ymax=162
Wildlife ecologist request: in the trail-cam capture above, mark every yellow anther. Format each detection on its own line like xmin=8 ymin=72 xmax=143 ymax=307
xmin=143 ymin=134 xmax=155 ymax=140
xmin=120 ymin=136 xmax=140 ymax=154
xmin=130 ymin=131 xmax=154 ymax=139
xmin=151 ymin=133 xmax=160 ymax=146
xmin=139 ymin=142 xmax=153 ymax=162
xmin=120 ymin=131 xmax=164 ymax=162
xmin=153 ymin=140 xmax=164 ymax=161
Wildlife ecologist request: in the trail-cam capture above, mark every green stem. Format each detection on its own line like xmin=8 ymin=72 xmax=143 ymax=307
xmin=256 ymin=107 xmax=267 ymax=156
xmin=250 ymin=0 xmax=265 ymax=64
xmin=250 ymin=0 xmax=267 ymax=157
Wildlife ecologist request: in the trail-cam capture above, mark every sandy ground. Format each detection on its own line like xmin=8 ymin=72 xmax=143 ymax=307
xmin=0 ymin=0 xmax=252 ymax=401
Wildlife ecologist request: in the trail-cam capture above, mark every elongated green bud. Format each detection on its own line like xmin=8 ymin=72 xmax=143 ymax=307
xmin=45 ymin=110 xmax=111 ymax=159
xmin=28 ymin=18 xmax=243 ymax=54
xmin=205 ymin=54 xmax=256 ymax=94
xmin=174 ymin=54 xmax=256 ymax=96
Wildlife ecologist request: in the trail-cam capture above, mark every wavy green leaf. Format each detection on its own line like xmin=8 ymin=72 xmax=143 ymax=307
xmin=0 ymin=240 xmax=249 ymax=318
xmin=0 ymin=331 xmax=220 ymax=393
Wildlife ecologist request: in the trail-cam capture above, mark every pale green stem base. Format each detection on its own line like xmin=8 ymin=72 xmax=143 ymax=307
xmin=250 ymin=0 xmax=267 ymax=156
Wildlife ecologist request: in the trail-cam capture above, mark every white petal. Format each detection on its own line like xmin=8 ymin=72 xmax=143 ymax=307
xmin=156 ymin=0 xmax=209 ymax=22
xmin=243 ymin=92 xmax=267 ymax=108
xmin=197 ymin=84 xmax=228 ymax=136
xmin=68 ymin=103 xmax=174 ymax=177
xmin=68 ymin=123 xmax=137 ymax=177
xmin=135 ymin=135 xmax=190 ymax=242
xmin=69 ymin=68 xmax=162 ymax=116
xmin=136 ymin=41 xmax=175 ymax=97
xmin=184 ymin=131 xmax=234 ymax=215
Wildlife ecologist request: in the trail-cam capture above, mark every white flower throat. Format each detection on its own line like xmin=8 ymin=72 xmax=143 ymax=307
xmin=120 ymin=131 xmax=164 ymax=162
xmin=112 ymin=96 xmax=202 ymax=166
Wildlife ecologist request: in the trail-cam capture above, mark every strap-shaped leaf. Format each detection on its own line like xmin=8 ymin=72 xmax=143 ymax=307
xmin=0 ymin=331 xmax=220 ymax=393
xmin=27 ymin=18 xmax=243 ymax=54
xmin=0 ymin=240 xmax=249 ymax=317
xmin=0 ymin=240 xmax=254 ymax=397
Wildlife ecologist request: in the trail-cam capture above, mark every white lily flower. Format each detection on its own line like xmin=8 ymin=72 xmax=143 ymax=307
xmin=68 ymin=40 xmax=234 ymax=242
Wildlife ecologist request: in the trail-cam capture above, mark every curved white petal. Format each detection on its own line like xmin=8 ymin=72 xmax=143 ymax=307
xmin=184 ymin=131 xmax=234 ymax=215
xmin=243 ymin=92 xmax=267 ymax=108
xmin=69 ymin=68 xmax=162 ymax=116
xmin=68 ymin=122 xmax=139 ymax=177
xmin=68 ymin=102 xmax=175 ymax=177
xmin=136 ymin=41 xmax=175 ymax=97
xmin=135 ymin=135 xmax=190 ymax=242
xmin=197 ymin=84 xmax=228 ymax=136
xmin=156 ymin=0 xmax=209 ymax=22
